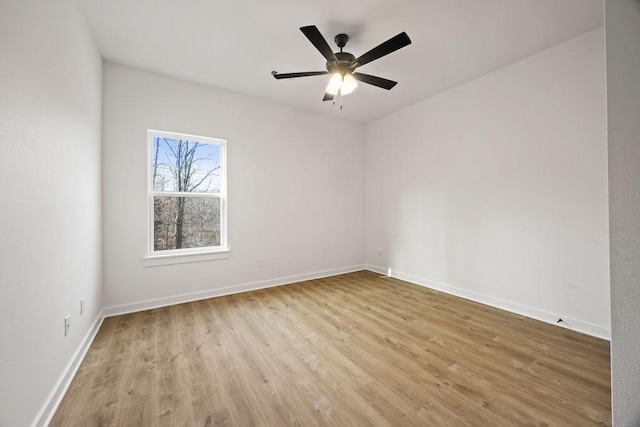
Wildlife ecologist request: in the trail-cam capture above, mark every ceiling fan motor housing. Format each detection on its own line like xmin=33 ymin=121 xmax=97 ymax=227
xmin=326 ymin=52 xmax=356 ymax=75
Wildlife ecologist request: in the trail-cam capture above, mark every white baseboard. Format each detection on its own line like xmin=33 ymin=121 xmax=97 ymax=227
xmin=103 ymin=264 xmax=367 ymax=317
xmin=366 ymin=264 xmax=389 ymax=275
xmin=33 ymin=312 xmax=104 ymax=427
xmin=365 ymin=264 xmax=610 ymax=340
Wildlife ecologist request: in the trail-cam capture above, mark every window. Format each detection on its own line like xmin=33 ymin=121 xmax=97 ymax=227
xmin=144 ymin=130 xmax=228 ymax=266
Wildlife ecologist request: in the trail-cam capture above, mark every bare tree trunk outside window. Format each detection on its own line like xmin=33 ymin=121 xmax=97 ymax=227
xmin=175 ymin=196 xmax=185 ymax=249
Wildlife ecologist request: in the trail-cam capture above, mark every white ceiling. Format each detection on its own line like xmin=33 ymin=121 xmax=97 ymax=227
xmin=81 ymin=0 xmax=603 ymax=123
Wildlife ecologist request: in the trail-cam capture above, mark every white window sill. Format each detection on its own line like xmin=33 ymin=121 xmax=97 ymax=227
xmin=143 ymin=249 xmax=230 ymax=267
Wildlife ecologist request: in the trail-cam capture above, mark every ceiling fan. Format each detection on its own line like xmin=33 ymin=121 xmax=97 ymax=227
xmin=272 ymin=25 xmax=411 ymax=104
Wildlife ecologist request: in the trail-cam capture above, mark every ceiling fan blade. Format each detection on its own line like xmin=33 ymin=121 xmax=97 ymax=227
xmin=300 ymin=25 xmax=338 ymax=62
xmin=272 ymin=71 xmax=328 ymax=79
xmin=353 ymin=32 xmax=411 ymax=68
xmin=353 ymin=72 xmax=398 ymax=90
xmin=323 ymin=93 xmax=334 ymax=102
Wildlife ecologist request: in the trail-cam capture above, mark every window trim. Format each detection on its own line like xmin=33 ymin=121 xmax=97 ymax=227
xmin=144 ymin=129 xmax=228 ymax=266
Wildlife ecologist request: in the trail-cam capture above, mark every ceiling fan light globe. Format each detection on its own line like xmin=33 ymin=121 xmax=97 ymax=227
xmin=326 ymin=72 xmax=342 ymax=96
xmin=341 ymin=73 xmax=358 ymax=95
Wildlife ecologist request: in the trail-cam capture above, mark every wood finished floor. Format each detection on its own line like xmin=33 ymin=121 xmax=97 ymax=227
xmin=51 ymin=271 xmax=611 ymax=426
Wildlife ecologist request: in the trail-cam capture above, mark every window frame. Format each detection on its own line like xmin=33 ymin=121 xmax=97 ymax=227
xmin=143 ymin=129 xmax=229 ymax=267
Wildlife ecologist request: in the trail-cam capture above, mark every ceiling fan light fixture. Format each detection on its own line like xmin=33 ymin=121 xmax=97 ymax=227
xmin=341 ymin=73 xmax=358 ymax=95
xmin=273 ymin=25 xmax=411 ymax=102
xmin=326 ymin=72 xmax=342 ymax=95
xmin=326 ymin=72 xmax=358 ymax=97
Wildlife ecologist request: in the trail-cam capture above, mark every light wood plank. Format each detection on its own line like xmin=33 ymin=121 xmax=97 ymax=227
xmin=51 ymin=271 xmax=611 ymax=426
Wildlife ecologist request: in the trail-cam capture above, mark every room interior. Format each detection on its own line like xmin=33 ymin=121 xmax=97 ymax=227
xmin=1 ymin=0 xmax=639 ymax=425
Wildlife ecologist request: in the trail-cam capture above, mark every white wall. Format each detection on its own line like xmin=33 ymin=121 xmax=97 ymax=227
xmin=102 ymin=63 xmax=365 ymax=310
xmin=365 ymin=28 xmax=610 ymax=337
xmin=0 ymin=1 xmax=103 ymax=426
xmin=606 ymin=1 xmax=640 ymax=424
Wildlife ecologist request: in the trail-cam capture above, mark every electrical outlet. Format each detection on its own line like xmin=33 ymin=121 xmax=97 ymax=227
xmin=258 ymin=258 xmax=264 ymax=268
xmin=64 ymin=315 xmax=70 ymax=337
xmin=80 ymin=297 xmax=85 ymax=316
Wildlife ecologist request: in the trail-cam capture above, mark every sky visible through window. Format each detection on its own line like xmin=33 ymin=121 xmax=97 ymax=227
xmin=152 ymin=137 xmax=221 ymax=193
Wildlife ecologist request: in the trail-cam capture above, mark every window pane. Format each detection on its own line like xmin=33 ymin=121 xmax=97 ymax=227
xmin=153 ymin=196 xmax=221 ymax=250
xmin=152 ymin=137 xmax=221 ymax=193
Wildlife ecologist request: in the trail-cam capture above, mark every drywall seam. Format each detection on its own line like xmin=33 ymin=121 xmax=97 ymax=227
xmin=365 ymin=264 xmax=610 ymax=340
xmin=103 ymin=265 xmax=367 ymax=317
xmin=33 ymin=312 xmax=105 ymax=427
